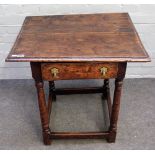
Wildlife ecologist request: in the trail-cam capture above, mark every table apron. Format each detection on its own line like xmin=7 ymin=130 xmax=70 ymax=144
xmin=41 ymin=62 xmax=119 ymax=80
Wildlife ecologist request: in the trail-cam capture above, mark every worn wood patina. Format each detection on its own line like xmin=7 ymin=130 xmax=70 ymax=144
xmin=6 ymin=13 xmax=150 ymax=145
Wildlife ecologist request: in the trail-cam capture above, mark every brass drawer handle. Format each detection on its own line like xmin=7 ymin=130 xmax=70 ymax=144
xmin=100 ymin=67 xmax=108 ymax=76
xmin=51 ymin=67 xmax=59 ymax=78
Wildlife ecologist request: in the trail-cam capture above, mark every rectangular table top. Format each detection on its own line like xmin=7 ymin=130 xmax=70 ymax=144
xmin=6 ymin=13 xmax=150 ymax=62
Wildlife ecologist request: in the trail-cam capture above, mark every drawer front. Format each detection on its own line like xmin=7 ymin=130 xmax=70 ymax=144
xmin=41 ymin=63 xmax=118 ymax=81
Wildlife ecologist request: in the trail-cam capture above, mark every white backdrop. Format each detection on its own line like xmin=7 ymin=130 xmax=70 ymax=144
xmin=0 ymin=4 xmax=155 ymax=79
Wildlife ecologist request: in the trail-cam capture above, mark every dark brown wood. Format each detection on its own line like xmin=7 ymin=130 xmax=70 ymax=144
xmin=50 ymin=131 xmax=109 ymax=139
xmin=53 ymin=87 xmax=105 ymax=95
xmin=5 ymin=13 xmax=150 ymax=145
xmin=48 ymin=81 xmax=56 ymax=120
xmin=107 ymin=78 xmax=124 ymax=143
xmin=41 ymin=62 xmax=118 ymax=80
xmin=49 ymin=81 xmax=56 ymax=101
xmin=6 ymin=13 xmax=150 ymax=63
xmin=117 ymin=62 xmax=127 ymax=78
xmin=48 ymin=82 xmax=52 ymax=118
xmin=30 ymin=62 xmax=51 ymax=145
xmin=103 ymin=79 xmax=112 ymax=119
xmin=47 ymin=93 xmax=52 ymax=118
xmin=107 ymin=63 xmax=127 ymax=143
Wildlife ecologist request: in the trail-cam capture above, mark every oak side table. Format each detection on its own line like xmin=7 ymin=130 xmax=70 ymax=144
xmin=6 ymin=13 xmax=150 ymax=145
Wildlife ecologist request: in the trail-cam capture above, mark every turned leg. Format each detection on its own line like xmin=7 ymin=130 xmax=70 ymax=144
xmin=102 ymin=79 xmax=109 ymax=99
xmin=107 ymin=78 xmax=124 ymax=143
xmin=103 ymin=79 xmax=112 ymax=120
xmin=35 ymin=81 xmax=51 ymax=145
xmin=49 ymin=81 xmax=56 ymax=101
xmin=31 ymin=62 xmax=51 ymax=145
xmin=48 ymin=81 xmax=55 ymax=118
xmin=102 ymin=79 xmax=107 ymax=99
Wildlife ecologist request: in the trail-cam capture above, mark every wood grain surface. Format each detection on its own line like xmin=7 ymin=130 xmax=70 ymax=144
xmin=6 ymin=13 xmax=150 ymax=62
xmin=41 ymin=62 xmax=118 ymax=80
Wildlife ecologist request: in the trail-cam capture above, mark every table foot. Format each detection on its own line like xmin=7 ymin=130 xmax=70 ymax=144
xmin=106 ymin=131 xmax=116 ymax=143
xmin=43 ymin=129 xmax=52 ymax=145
